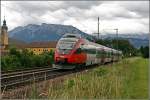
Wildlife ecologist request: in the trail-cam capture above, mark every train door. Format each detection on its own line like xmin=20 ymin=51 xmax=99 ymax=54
xmin=101 ymin=48 xmax=105 ymax=64
xmin=96 ymin=48 xmax=102 ymax=64
xmin=111 ymin=50 xmax=113 ymax=62
xmin=95 ymin=48 xmax=99 ymax=64
xmin=86 ymin=48 xmax=96 ymax=66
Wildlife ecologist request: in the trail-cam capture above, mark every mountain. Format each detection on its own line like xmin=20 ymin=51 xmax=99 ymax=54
xmin=128 ymin=38 xmax=149 ymax=48
xmin=99 ymin=33 xmax=149 ymax=48
xmin=100 ymin=33 xmax=149 ymax=40
xmin=9 ymin=23 xmax=149 ymax=48
xmin=8 ymin=37 xmax=28 ymax=49
xmin=9 ymin=23 xmax=94 ymax=43
xmin=9 ymin=37 xmax=27 ymax=45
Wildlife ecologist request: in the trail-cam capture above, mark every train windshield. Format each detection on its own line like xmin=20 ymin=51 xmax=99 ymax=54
xmin=57 ymin=38 xmax=78 ymax=54
xmin=57 ymin=41 xmax=76 ymax=49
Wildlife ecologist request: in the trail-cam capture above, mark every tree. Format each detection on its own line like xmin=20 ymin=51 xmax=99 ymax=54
xmin=9 ymin=47 xmax=21 ymax=57
xmin=140 ymin=46 xmax=149 ymax=58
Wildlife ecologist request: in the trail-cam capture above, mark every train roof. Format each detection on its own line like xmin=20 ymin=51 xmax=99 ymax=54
xmin=59 ymin=38 xmax=79 ymax=42
xmin=62 ymin=33 xmax=81 ymax=38
xmin=85 ymin=38 xmax=122 ymax=53
xmin=59 ymin=33 xmax=81 ymax=43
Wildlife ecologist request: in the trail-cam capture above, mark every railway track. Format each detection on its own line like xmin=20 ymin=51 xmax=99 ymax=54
xmin=2 ymin=67 xmax=54 ymax=77
xmin=1 ymin=66 xmax=85 ymax=91
xmin=1 ymin=62 xmax=114 ymax=91
xmin=1 ymin=66 xmax=51 ymax=74
xmin=1 ymin=67 xmax=60 ymax=90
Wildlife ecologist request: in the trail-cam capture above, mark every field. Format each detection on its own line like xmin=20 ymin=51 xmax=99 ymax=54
xmin=2 ymin=57 xmax=149 ymax=99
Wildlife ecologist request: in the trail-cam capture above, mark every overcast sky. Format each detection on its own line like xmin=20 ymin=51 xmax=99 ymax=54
xmin=1 ymin=1 xmax=149 ymax=34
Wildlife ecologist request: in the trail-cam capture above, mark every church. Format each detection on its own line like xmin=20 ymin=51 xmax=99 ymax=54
xmin=1 ymin=17 xmax=8 ymax=50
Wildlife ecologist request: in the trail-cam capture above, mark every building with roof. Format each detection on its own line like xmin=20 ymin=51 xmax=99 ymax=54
xmin=26 ymin=41 xmax=57 ymax=54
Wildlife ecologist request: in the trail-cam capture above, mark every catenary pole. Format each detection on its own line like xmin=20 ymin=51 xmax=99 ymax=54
xmin=98 ymin=17 xmax=99 ymax=39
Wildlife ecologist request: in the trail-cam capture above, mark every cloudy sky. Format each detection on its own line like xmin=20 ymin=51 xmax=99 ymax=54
xmin=1 ymin=1 xmax=149 ymax=34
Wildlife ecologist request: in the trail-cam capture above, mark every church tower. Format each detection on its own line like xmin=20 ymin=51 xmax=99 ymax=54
xmin=1 ymin=17 xmax=8 ymax=49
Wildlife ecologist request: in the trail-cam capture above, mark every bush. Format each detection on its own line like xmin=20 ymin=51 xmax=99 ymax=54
xmin=1 ymin=55 xmax=21 ymax=71
xmin=1 ymin=49 xmax=55 ymax=71
xmin=9 ymin=47 xmax=21 ymax=56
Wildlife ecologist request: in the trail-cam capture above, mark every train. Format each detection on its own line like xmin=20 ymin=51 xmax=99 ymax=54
xmin=53 ymin=33 xmax=122 ymax=69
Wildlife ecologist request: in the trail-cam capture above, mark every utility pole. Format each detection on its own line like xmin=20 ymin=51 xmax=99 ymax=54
xmin=98 ymin=17 xmax=99 ymax=39
xmin=114 ymin=28 xmax=118 ymax=59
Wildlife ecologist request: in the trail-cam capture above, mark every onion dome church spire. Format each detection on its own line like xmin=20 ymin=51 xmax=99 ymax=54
xmin=2 ymin=16 xmax=8 ymax=30
xmin=1 ymin=16 xmax=8 ymax=49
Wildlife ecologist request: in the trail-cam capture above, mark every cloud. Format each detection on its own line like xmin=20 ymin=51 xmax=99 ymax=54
xmin=60 ymin=1 xmax=102 ymax=9
xmin=1 ymin=1 xmax=149 ymax=34
xmin=118 ymin=1 xmax=149 ymax=17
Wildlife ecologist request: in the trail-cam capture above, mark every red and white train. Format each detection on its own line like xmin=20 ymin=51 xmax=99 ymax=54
xmin=53 ymin=33 xmax=122 ymax=69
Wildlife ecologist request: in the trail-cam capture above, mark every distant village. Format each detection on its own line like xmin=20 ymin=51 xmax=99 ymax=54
xmin=0 ymin=18 xmax=57 ymax=55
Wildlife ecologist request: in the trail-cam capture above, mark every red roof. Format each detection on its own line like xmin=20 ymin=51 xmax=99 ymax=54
xmin=26 ymin=41 xmax=57 ymax=48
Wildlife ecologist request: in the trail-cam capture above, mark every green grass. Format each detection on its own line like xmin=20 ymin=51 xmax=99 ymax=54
xmin=122 ymin=57 xmax=148 ymax=98
xmin=27 ymin=57 xmax=148 ymax=99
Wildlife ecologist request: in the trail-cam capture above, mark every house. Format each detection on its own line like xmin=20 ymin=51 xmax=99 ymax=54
xmin=26 ymin=41 xmax=57 ymax=54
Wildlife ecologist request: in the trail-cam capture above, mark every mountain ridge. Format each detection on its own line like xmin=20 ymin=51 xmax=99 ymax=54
xmin=9 ymin=23 xmax=149 ymax=48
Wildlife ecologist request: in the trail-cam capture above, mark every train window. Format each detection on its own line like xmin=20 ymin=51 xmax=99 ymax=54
xmin=57 ymin=41 xmax=76 ymax=50
xmin=65 ymin=35 xmax=76 ymax=38
xmin=96 ymin=50 xmax=101 ymax=58
xmin=103 ymin=51 xmax=107 ymax=57
xmin=88 ymin=49 xmax=93 ymax=54
xmin=90 ymin=49 xmax=92 ymax=54
xmin=99 ymin=51 xmax=101 ymax=57
xmin=62 ymin=34 xmax=81 ymax=38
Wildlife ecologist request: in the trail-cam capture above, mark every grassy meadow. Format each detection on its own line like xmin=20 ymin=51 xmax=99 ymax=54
xmin=3 ymin=57 xmax=148 ymax=99
xmin=28 ymin=57 xmax=148 ymax=99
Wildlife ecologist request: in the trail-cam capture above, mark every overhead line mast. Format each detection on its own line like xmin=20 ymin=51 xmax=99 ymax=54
xmin=98 ymin=17 xmax=99 ymax=39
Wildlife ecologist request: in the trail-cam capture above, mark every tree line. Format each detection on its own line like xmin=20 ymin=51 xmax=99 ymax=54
xmin=95 ymin=38 xmax=149 ymax=58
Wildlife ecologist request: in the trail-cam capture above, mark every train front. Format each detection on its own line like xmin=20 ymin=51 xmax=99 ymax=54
xmin=53 ymin=34 xmax=86 ymax=69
